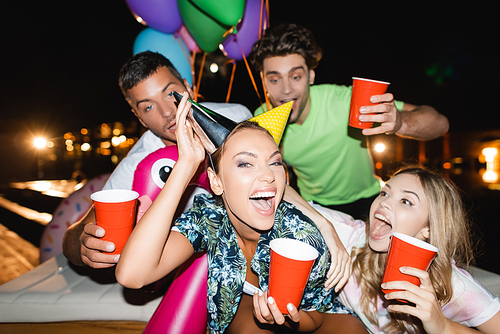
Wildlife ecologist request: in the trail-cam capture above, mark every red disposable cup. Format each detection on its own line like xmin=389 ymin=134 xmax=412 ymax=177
xmin=268 ymin=238 xmax=319 ymax=313
xmin=349 ymin=77 xmax=390 ymax=129
xmin=381 ymin=232 xmax=439 ymax=301
xmin=90 ymin=189 xmax=139 ymax=255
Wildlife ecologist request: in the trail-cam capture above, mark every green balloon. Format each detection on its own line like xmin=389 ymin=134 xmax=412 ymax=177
xmin=190 ymin=0 xmax=245 ymax=26
xmin=178 ymin=0 xmax=230 ymax=53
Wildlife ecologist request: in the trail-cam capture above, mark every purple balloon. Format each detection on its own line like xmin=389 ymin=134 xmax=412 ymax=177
xmin=222 ymin=0 xmax=268 ymax=60
xmin=126 ymin=0 xmax=182 ymax=34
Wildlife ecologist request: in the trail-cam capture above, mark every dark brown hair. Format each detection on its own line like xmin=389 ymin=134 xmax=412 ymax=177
xmin=118 ymin=51 xmax=185 ymax=96
xmin=249 ymin=23 xmax=323 ymax=72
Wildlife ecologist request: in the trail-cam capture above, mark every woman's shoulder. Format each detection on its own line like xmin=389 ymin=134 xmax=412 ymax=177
xmin=177 ymin=193 xmax=226 ymax=221
xmin=277 ymin=201 xmax=316 ymax=225
xmin=274 ymin=201 xmax=325 ymax=245
xmin=192 ymin=193 xmax=220 ymax=209
xmin=174 ymin=193 xmax=226 ymax=234
xmin=450 ymin=265 xmax=499 ymax=299
xmin=443 ymin=265 xmax=500 ymax=327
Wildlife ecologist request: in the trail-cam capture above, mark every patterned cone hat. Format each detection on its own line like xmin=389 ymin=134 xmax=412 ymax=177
xmin=173 ymin=92 xmax=238 ymax=153
xmin=174 ymin=92 xmax=292 ymax=152
xmin=249 ymin=101 xmax=293 ymax=145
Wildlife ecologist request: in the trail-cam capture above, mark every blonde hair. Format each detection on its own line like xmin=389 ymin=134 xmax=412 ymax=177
xmin=352 ymin=166 xmax=473 ymax=333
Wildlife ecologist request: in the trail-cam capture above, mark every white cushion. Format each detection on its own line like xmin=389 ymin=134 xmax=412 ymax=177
xmin=0 ymin=254 xmax=162 ymax=322
xmin=1 ymin=255 xmax=499 ymax=323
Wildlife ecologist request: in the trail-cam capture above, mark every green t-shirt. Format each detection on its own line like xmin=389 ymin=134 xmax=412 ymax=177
xmin=255 ymin=84 xmax=404 ymax=206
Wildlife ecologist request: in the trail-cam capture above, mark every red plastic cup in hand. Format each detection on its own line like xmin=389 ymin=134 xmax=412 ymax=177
xmin=268 ymin=238 xmax=319 ymax=313
xmin=382 ymin=232 xmax=439 ymax=301
xmin=349 ymin=77 xmax=390 ymax=129
xmin=90 ymin=189 xmax=139 ymax=255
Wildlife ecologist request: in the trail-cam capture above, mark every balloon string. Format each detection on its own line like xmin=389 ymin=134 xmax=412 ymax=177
xmin=266 ymin=0 xmax=270 ymax=26
xmin=259 ymin=0 xmax=264 ymax=39
xmin=222 ymin=0 xmax=272 ymax=107
xmin=257 ymin=0 xmax=270 ymax=110
xmin=225 ymin=60 xmax=236 ymax=103
xmin=284 ymin=162 xmax=290 ymax=185
xmin=195 ymin=53 xmax=206 ymax=101
xmin=259 ymin=0 xmax=270 ymax=38
xmin=239 ymin=43 xmax=264 ymax=105
xmin=223 ymin=27 xmax=234 ymax=38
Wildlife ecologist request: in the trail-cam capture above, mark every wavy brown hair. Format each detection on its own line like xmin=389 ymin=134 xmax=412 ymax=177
xmin=352 ymin=166 xmax=473 ymax=333
xmin=118 ymin=51 xmax=185 ymax=97
xmin=249 ymin=23 xmax=323 ymax=72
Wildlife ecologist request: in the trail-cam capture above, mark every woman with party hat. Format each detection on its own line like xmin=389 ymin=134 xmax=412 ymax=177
xmin=116 ymin=93 xmax=367 ymax=333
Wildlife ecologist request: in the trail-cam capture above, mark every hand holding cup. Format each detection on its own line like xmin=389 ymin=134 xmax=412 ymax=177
xmin=90 ymin=189 xmax=139 ymax=255
xmin=381 ymin=232 xmax=438 ymax=302
xmin=349 ymin=77 xmax=390 ymax=129
xmin=268 ymin=238 xmax=319 ymax=313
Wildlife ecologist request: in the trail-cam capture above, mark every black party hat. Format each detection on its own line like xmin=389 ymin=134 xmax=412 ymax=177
xmin=173 ymin=92 xmax=237 ymax=153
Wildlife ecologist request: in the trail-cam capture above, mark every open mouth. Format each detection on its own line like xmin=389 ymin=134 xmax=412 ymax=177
xmin=371 ymin=213 xmax=392 ymax=239
xmin=250 ymin=191 xmax=276 ymax=215
xmin=166 ymin=120 xmax=176 ymax=131
xmin=280 ymin=98 xmax=297 ymax=107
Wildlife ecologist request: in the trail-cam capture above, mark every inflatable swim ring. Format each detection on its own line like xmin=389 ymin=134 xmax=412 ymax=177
xmin=39 ymin=173 xmax=110 ymax=263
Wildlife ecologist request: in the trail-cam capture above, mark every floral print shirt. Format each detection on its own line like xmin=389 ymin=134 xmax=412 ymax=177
xmin=172 ymin=194 xmax=350 ymax=334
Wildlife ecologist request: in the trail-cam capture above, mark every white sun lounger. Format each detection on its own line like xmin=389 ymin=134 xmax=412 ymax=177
xmin=0 ymin=253 xmax=163 ymax=322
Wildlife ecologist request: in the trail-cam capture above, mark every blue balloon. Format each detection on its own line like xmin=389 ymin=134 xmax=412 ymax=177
xmin=133 ymin=28 xmax=193 ymax=87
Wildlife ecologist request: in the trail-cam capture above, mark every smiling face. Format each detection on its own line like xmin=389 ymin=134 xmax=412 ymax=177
xmin=262 ymin=54 xmax=315 ymax=125
xmin=368 ymin=173 xmax=430 ymax=253
xmin=209 ymin=126 xmax=286 ymax=240
xmin=125 ymin=66 xmax=191 ymax=146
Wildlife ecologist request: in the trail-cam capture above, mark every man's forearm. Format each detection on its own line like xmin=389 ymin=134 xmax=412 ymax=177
xmin=396 ymin=104 xmax=449 ymax=141
xmin=62 ymin=221 xmax=85 ymax=265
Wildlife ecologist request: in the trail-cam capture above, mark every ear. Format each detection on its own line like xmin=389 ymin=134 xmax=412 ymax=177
xmin=207 ymin=167 xmax=223 ymax=196
xmin=420 ymin=226 xmax=430 ymax=240
xmin=309 ymin=69 xmax=315 ymax=85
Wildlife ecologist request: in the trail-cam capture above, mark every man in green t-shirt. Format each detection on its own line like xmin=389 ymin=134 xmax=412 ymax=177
xmin=249 ymin=23 xmax=449 ymax=220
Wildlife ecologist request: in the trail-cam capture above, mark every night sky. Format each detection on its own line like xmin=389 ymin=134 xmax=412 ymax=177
xmin=2 ymin=2 xmax=500 ymax=274
xmin=1 ymin=2 xmax=498 ymax=179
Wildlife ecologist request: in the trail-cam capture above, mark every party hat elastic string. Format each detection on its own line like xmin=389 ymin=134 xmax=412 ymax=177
xmin=208 ymin=153 xmax=216 ymax=172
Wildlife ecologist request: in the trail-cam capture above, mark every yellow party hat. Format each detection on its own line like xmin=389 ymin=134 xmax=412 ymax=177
xmin=249 ymin=101 xmax=293 ymax=145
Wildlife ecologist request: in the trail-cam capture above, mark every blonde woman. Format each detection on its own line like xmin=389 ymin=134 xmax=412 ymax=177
xmin=337 ymin=167 xmax=500 ymax=333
